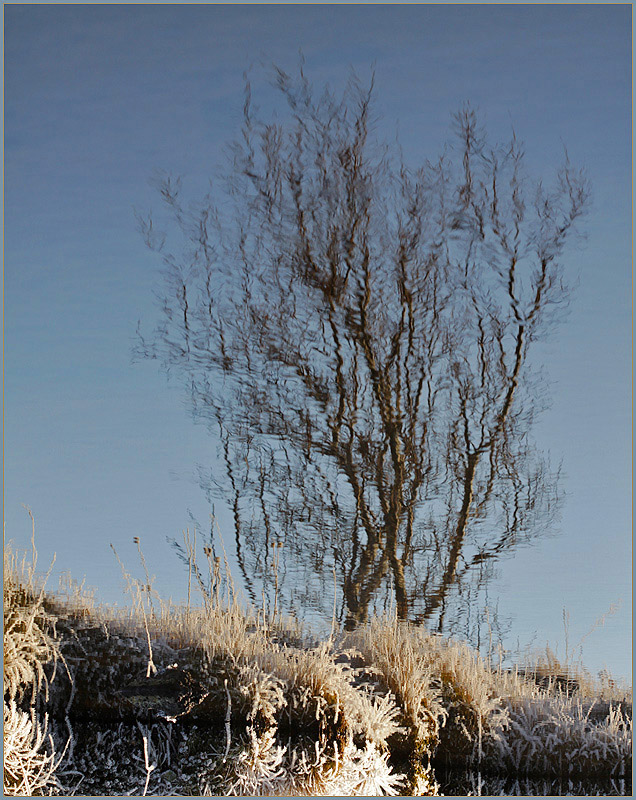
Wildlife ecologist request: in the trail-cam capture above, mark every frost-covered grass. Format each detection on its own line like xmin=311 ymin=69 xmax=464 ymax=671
xmin=3 ymin=537 xmax=68 ymax=796
xmin=346 ymin=616 xmax=631 ymax=783
xmin=3 ymin=538 xmax=632 ymax=796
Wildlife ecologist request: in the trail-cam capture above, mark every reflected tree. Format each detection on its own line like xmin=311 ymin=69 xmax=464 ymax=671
xmin=135 ymin=68 xmax=588 ymax=631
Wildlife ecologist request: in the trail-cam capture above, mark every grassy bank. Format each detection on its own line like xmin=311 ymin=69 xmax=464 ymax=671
xmin=3 ymin=541 xmax=632 ymax=796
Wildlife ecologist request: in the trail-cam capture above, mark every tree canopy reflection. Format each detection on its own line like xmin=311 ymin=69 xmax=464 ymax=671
xmin=136 ymin=68 xmax=588 ymax=633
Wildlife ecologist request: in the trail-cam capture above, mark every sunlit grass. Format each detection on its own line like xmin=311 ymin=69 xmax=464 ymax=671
xmin=3 ymin=531 xmax=631 ymax=796
xmin=3 ymin=527 xmax=68 ymax=796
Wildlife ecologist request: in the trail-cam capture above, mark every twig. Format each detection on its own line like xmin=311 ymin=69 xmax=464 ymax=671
xmin=139 ymin=725 xmax=156 ymax=797
xmin=134 ymin=536 xmax=155 ymax=616
xmin=330 ymin=565 xmax=337 ymax=645
xmin=223 ymin=678 xmax=232 ymax=762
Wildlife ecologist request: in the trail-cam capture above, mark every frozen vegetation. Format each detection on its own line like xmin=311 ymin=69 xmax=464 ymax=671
xmin=3 ymin=540 xmax=632 ymax=796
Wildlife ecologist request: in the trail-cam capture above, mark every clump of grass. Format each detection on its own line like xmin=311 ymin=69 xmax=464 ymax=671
xmin=346 ymin=616 xmax=509 ymax=791
xmin=3 ymin=700 xmax=61 ymax=796
xmin=3 ymin=540 xmax=58 ymax=703
xmin=202 ymin=630 xmax=410 ymax=794
xmin=484 ymin=692 xmax=632 ymax=779
xmin=3 ymin=532 xmax=68 ymax=796
xmin=345 ymin=615 xmax=446 ymax=793
xmin=288 ymin=738 xmax=407 ymax=797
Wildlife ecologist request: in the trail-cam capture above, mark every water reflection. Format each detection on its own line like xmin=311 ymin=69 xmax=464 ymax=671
xmin=437 ymin=769 xmax=631 ymax=797
xmin=137 ymin=71 xmax=588 ymax=645
xmin=197 ymin=440 xmax=555 ymax=645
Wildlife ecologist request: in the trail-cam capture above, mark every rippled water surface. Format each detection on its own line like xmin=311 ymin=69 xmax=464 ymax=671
xmin=437 ymin=769 xmax=631 ymax=797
